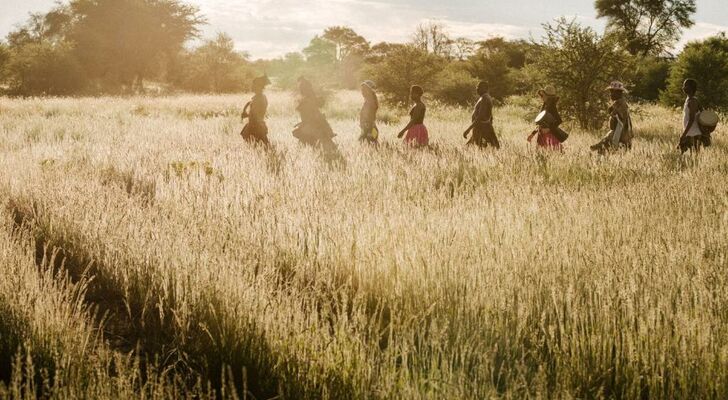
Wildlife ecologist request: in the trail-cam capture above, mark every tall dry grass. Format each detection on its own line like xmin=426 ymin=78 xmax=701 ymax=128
xmin=0 ymin=91 xmax=727 ymax=399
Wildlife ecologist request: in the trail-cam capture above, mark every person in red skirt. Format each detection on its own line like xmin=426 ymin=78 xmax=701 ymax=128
xmin=397 ymin=85 xmax=429 ymax=147
xmin=528 ymin=121 xmax=562 ymax=151
xmin=527 ymin=86 xmax=563 ymax=151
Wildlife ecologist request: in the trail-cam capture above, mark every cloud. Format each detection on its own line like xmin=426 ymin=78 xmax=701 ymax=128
xmin=195 ymin=0 xmax=546 ymax=58
xmin=678 ymin=22 xmax=728 ymax=48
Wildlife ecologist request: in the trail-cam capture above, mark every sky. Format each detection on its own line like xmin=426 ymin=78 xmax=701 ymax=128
xmin=1 ymin=0 xmax=727 ymax=59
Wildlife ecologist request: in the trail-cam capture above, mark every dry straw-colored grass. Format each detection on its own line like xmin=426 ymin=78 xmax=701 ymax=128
xmin=0 ymin=91 xmax=727 ymax=399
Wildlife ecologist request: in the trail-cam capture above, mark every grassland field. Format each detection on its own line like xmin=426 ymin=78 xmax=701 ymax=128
xmin=0 ymin=90 xmax=727 ymax=399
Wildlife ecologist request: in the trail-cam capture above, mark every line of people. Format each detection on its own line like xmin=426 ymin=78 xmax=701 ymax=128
xmin=241 ymin=76 xmax=718 ymax=154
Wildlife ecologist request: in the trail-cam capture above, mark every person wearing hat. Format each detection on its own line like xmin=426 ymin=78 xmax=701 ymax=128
xmin=678 ymin=78 xmax=708 ymax=153
xmin=293 ymin=77 xmax=338 ymax=152
xmin=590 ymin=81 xmax=633 ymax=153
xmin=241 ymin=75 xmax=271 ymax=146
xmin=359 ymin=80 xmax=379 ymax=144
xmin=528 ymin=85 xmax=566 ymax=150
xmin=463 ymin=81 xmax=500 ymax=149
xmin=538 ymin=86 xmax=563 ymax=129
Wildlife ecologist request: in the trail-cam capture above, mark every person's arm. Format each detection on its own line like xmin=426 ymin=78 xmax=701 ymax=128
xmin=241 ymin=101 xmax=251 ymax=120
xmin=398 ymin=118 xmax=415 ymax=138
xmin=398 ymin=105 xmax=421 ymax=138
xmin=463 ymin=121 xmax=476 ymax=138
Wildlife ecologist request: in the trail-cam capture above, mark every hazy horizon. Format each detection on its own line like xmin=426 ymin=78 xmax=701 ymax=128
xmin=2 ymin=0 xmax=727 ymax=59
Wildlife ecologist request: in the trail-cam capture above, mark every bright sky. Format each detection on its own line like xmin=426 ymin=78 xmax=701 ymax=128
xmin=1 ymin=0 xmax=727 ymax=59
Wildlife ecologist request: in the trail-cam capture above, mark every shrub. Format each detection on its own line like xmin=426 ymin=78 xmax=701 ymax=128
xmin=534 ymin=18 xmax=631 ymax=129
xmin=661 ymin=33 xmax=728 ymax=110
xmin=363 ymin=45 xmax=444 ymax=105
xmin=5 ymin=42 xmax=85 ymax=96
xmin=630 ymin=56 xmax=672 ymax=101
xmin=433 ymin=64 xmax=478 ymax=107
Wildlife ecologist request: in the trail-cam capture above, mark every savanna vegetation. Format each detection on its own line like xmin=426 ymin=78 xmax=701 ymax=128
xmin=1 ymin=92 xmax=727 ymax=399
xmin=2 ymin=0 xmax=728 ymax=399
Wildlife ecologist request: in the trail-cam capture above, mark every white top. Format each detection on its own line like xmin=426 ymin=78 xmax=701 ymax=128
xmin=684 ymin=97 xmax=703 ymax=137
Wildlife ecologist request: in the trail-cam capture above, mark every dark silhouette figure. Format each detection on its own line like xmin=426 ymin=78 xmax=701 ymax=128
xmin=397 ymin=85 xmax=429 ymax=147
xmin=293 ymin=78 xmax=337 ymax=149
xmin=241 ymin=76 xmax=271 ymax=146
xmin=463 ymin=81 xmax=500 ymax=149
xmin=292 ymin=77 xmax=344 ymax=165
xmin=590 ymin=81 xmax=633 ymax=153
xmin=359 ymin=80 xmax=379 ymax=145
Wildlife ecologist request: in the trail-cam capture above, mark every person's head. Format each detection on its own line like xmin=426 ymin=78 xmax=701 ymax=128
xmin=606 ymin=81 xmax=626 ymax=101
xmin=252 ymin=76 xmax=270 ymax=94
xmin=477 ymin=81 xmax=489 ymax=96
xmin=297 ymin=77 xmax=315 ymax=98
xmin=410 ymin=85 xmax=424 ymax=102
xmin=683 ymin=79 xmax=698 ymax=96
xmin=361 ymin=80 xmax=376 ymax=98
xmin=538 ymin=85 xmax=556 ymax=100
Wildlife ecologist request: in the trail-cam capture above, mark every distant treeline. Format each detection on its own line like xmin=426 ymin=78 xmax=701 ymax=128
xmin=1 ymin=0 xmax=727 ymax=127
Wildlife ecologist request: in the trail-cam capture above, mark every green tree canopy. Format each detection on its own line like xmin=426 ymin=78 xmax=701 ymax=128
xmin=364 ymin=45 xmax=444 ymax=105
xmin=661 ymin=34 xmax=728 ymax=110
xmin=68 ymin=0 xmax=203 ymax=90
xmin=595 ymin=0 xmax=696 ymax=56
xmin=173 ymin=33 xmax=254 ymax=93
xmin=535 ymin=18 xmax=631 ymax=129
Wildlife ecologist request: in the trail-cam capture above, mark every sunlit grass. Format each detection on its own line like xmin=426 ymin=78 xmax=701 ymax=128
xmin=0 ymin=91 xmax=727 ymax=399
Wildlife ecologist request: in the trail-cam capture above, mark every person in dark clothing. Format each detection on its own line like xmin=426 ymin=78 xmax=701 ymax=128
xmin=241 ymin=76 xmax=271 ymax=145
xmin=463 ymin=81 xmax=500 ymax=149
xmin=293 ymin=77 xmax=337 ymax=150
xmin=359 ymin=80 xmax=379 ymax=144
xmin=397 ymin=85 xmax=429 ymax=147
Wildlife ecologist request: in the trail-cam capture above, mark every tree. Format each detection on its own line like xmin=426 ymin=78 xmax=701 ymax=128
xmin=174 ymin=33 xmax=254 ymax=93
xmin=303 ymin=36 xmax=337 ymax=65
xmin=661 ymin=34 xmax=728 ymax=110
xmin=467 ymin=51 xmax=514 ymax=100
xmin=476 ymin=38 xmax=534 ymax=69
xmin=412 ymin=22 xmax=453 ymax=58
xmin=630 ymin=56 xmax=672 ymax=100
xmin=0 ymin=43 xmax=9 ymax=83
xmin=452 ymin=38 xmax=475 ymax=61
xmin=68 ymin=0 xmax=203 ymax=91
xmin=595 ymin=0 xmax=696 ymax=56
xmin=321 ymin=26 xmax=369 ymax=63
xmin=5 ymin=41 xmax=85 ymax=95
xmin=364 ymin=45 xmax=444 ymax=105
xmin=434 ymin=63 xmax=478 ymax=106
xmin=535 ymin=18 xmax=631 ymax=129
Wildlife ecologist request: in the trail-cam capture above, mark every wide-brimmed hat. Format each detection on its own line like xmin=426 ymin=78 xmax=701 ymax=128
xmin=605 ymin=81 xmax=627 ymax=92
xmin=361 ymin=80 xmax=376 ymax=90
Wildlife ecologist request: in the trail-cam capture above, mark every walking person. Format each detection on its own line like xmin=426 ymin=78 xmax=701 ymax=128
xmin=397 ymin=85 xmax=429 ymax=147
xmin=590 ymin=81 xmax=633 ymax=153
xmin=359 ymin=80 xmax=379 ymax=145
xmin=678 ymin=79 xmax=708 ymax=153
xmin=528 ymin=86 xmax=566 ymax=150
xmin=463 ymin=81 xmax=500 ymax=149
xmin=292 ymin=77 xmax=337 ymax=150
xmin=240 ymin=76 xmax=271 ymax=146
